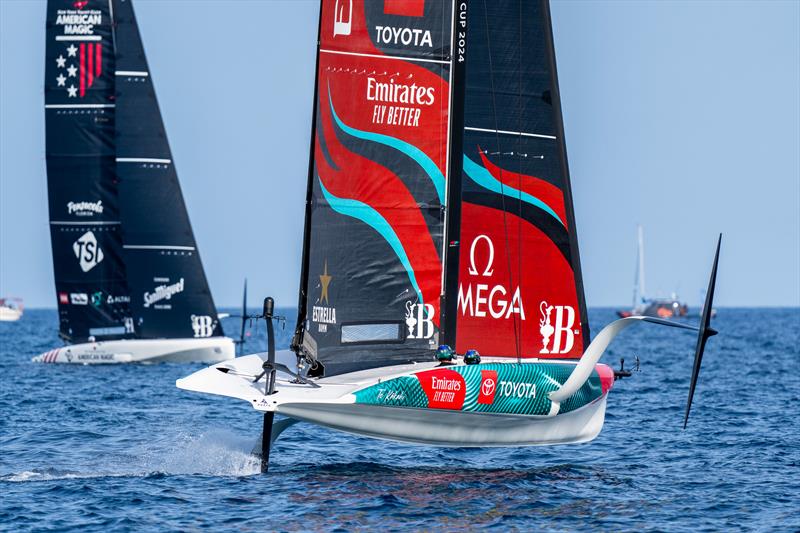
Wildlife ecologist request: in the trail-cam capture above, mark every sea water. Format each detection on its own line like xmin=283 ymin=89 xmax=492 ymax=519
xmin=1 ymin=308 xmax=798 ymax=531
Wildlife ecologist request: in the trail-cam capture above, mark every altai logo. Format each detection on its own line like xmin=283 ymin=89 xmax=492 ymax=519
xmin=538 ymin=301 xmax=577 ymax=354
xmin=73 ymin=230 xmax=104 ymax=272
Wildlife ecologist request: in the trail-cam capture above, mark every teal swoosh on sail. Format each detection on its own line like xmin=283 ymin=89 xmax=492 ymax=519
xmin=328 ymin=86 xmax=446 ymax=205
xmin=318 ymin=179 xmax=424 ymax=306
xmin=462 ymin=154 xmax=565 ymax=227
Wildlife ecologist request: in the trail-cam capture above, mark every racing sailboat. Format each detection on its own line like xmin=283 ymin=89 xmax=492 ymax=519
xmin=616 ymin=226 xmax=689 ymax=319
xmin=178 ymin=0 xmax=720 ymax=470
xmin=34 ymin=0 xmax=233 ymax=364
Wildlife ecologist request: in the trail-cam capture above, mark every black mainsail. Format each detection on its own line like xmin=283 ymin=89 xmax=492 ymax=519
xmin=44 ymin=0 xmax=222 ymax=342
xmin=114 ymin=0 xmax=222 ymax=340
xmin=45 ymin=0 xmax=133 ymax=342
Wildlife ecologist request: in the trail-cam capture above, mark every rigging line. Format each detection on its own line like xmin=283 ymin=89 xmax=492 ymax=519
xmin=483 ymin=0 xmax=521 ymax=362
xmin=516 ymin=0 xmax=523 ymax=365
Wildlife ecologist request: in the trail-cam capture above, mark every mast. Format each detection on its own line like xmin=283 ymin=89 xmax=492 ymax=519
xmin=292 ymin=2 xmax=325 ymax=357
xmin=44 ymin=0 xmax=134 ymax=342
xmin=636 ymin=224 xmax=646 ymax=305
xmin=113 ymin=0 xmax=222 ymax=339
xmin=440 ymin=0 xmax=468 ymax=348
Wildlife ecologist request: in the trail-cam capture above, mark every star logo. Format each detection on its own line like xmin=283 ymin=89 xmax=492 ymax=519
xmin=67 ymin=64 xmax=77 ymax=77
xmin=56 ymin=55 xmax=66 ymax=68
xmin=66 ymin=44 xmax=77 ymax=57
xmin=67 ymin=85 xmax=78 ymax=98
xmin=56 ymin=74 xmax=66 ymax=87
xmin=319 ymin=261 xmax=332 ymax=304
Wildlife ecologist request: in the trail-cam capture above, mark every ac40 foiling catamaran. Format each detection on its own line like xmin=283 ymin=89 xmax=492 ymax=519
xmin=178 ymin=0 xmax=721 ymax=471
xmin=34 ymin=0 xmax=233 ymax=364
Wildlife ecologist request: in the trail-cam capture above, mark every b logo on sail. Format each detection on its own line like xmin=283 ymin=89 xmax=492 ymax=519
xmin=406 ymin=301 xmax=434 ymax=339
xmin=191 ymin=315 xmax=215 ymax=338
xmin=538 ymin=301 xmax=576 ymax=354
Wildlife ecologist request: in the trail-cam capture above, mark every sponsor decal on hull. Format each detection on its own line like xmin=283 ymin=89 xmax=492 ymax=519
xmin=353 ymin=363 xmax=607 ymax=416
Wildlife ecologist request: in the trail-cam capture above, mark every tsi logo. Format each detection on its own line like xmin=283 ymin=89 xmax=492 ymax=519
xmin=191 ymin=315 xmax=216 ymax=338
xmin=538 ymin=301 xmax=577 ymax=354
xmin=405 ymin=301 xmax=434 ymax=339
xmin=73 ymin=231 xmax=104 ymax=272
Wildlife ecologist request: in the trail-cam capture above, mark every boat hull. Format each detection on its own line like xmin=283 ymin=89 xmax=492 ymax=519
xmin=278 ymin=396 xmax=607 ymax=446
xmin=32 ymin=337 xmax=235 ymax=364
xmin=177 ymin=351 xmax=613 ymax=447
xmin=0 ymin=306 xmax=22 ymax=322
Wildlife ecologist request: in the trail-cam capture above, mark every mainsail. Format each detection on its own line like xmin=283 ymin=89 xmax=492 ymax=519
xmin=449 ymin=0 xmax=589 ymax=359
xmin=113 ymin=0 xmax=222 ymax=340
xmin=44 ymin=0 xmax=222 ymax=342
xmin=45 ymin=0 xmax=134 ymax=342
xmin=295 ymin=0 xmax=588 ymax=375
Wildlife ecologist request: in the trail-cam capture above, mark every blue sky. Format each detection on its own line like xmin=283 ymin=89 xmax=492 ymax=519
xmin=1 ymin=0 xmax=798 ymax=308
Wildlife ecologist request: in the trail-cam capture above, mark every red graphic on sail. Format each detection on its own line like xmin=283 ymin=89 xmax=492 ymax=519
xmin=384 ymin=0 xmax=424 ymax=17
xmin=56 ymin=42 xmax=102 ymax=98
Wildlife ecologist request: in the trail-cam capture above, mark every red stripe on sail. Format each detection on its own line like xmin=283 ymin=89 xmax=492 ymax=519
xmin=79 ymin=43 xmax=86 ymax=97
xmin=87 ymin=43 xmax=94 ymax=88
xmin=96 ymin=42 xmax=102 ymax=77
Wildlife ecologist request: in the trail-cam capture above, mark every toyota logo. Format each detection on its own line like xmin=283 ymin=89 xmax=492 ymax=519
xmin=481 ymin=378 xmax=496 ymax=397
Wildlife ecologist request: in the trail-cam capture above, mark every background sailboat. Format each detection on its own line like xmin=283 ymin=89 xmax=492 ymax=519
xmin=178 ymin=0 xmax=719 ymax=471
xmin=34 ymin=0 xmax=233 ymax=364
xmin=616 ymin=225 xmax=690 ymax=319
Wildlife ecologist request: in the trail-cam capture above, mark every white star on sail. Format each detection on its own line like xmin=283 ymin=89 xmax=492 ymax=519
xmin=56 ymin=55 xmax=66 ymax=68
xmin=56 ymin=74 xmax=66 ymax=87
xmin=66 ymin=44 xmax=77 ymax=57
xmin=67 ymin=85 xmax=78 ymax=98
xmin=67 ymin=64 xmax=77 ymax=77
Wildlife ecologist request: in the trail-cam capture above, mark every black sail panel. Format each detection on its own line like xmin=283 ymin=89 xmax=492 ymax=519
xmin=295 ymin=0 xmax=454 ymax=376
xmin=449 ymin=0 xmax=589 ymax=359
xmin=113 ymin=0 xmax=222 ymax=339
xmin=45 ymin=0 xmax=134 ymax=342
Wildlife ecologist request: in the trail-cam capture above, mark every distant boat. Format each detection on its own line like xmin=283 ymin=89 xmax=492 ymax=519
xmin=0 ymin=298 xmax=23 ymax=322
xmin=617 ymin=226 xmax=689 ymax=319
xmin=34 ymin=0 xmax=233 ymax=364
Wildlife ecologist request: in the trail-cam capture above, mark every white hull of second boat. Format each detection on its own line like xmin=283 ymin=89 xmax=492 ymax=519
xmin=0 ymin=306 xmax=22 ymax=322
xmin=33 ymin=337 xmax=235 ymax=364
xmin=177 ymin=351 xmax=608 ymax=447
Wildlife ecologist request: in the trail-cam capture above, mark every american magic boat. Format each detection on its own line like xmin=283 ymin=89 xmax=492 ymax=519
xmin=177 ymin=0 xmax=721 ymax=471
xmin=34 ymin=0 xmax=233 ymax=364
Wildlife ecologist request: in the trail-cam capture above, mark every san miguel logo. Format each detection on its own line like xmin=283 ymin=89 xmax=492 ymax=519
xmin=458 ymin=235 xmax=525 ymax=321
xmin=312 ymin=261 xmax=336 ymax=332
xmin=191 ymin=315 xmax=217 ymax=338
xmin=143 ymin=277 xmax=184 ymax=309
xmin=538 ymin=301 xmax=577 ymax=354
